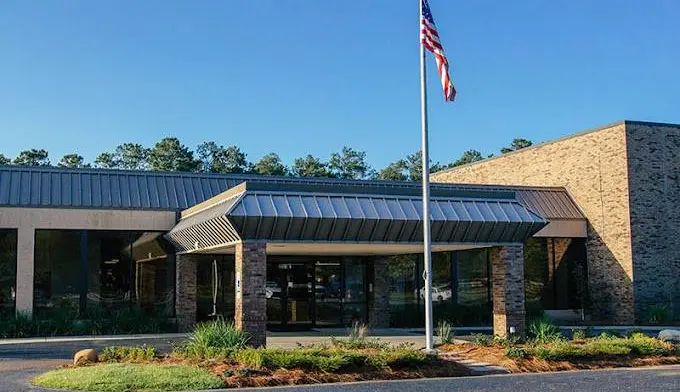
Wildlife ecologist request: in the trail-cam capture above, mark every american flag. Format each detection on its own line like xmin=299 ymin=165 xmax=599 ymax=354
xmin=421 ymin=0 xmax=456 ymax=101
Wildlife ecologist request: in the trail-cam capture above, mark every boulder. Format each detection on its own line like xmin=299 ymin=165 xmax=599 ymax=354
xmin=74 ymin=349 xmax=98 ymax=366
xmin=658 ymin=329 xmax=680 ymax=343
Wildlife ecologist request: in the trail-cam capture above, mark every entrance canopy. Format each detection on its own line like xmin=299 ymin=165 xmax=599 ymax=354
xmin=165 ymin=181 xmax=549 ymax=254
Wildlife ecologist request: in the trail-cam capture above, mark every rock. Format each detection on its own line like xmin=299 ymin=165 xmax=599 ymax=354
xmin=658 ymin=329 xmax=680 ymax=343
xmin=74 ymin=349 xmax=98 ymax=366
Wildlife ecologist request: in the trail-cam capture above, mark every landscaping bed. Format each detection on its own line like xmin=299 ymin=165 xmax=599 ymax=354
xmin=440 ymin=322 xmax=680 ymax=373
xmin=32 ymin=320 xmax=471 ymax=391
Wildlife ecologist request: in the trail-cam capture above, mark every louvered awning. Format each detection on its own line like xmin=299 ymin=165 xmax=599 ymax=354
xmin=165 ymin=181 xmax=547 ymax=253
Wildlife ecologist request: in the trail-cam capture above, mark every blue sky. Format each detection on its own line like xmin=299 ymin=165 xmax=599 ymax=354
xmin=1 ymin=0 xmax=679 ymax=169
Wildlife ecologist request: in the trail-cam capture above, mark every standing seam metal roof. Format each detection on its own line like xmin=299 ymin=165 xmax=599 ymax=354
xmin=165 ymin=187 xmax=547 ymax=252
xmin=0 ymin=166 xmax=584 ymax=221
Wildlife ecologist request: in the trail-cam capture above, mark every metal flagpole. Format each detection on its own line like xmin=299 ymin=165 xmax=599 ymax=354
xmin=419 ymin=0 xmax=435 ymax=353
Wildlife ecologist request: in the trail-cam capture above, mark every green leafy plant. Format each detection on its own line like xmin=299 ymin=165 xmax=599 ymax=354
xmin=527 ymin=334 xmax=674 ymax=360
xmin=470 ymin=333 xmax=492 ymax=346
xmin=100 ymin=345 xmax=157 ymax=362
xmin=528 ymin=318 xmax=562 ymax=344
xmin=436 ymin=320 xmax=454 ymax=345
xmin=177 ymin=318 xmax=249 ymax=359
xmin=645 ymin=304 xmax=671 ymax=325
xmin=330 ymin=337 xmax=388 ymax=350
xmin=571 ymin=328 xmax=588 ymax=341
xmin=505 ymin=346 xmax=527 ymax=359
xmin=493 ymin=335 xmax=520 ymax=348
xmin=331 ymin=321 xmax=388 ymax=350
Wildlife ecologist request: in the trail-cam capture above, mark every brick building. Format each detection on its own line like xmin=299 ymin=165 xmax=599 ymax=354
xmin=433 ymin=120 xmax=680 ymax=324
xmin=0 ymin=120 xmax=676 ymax=345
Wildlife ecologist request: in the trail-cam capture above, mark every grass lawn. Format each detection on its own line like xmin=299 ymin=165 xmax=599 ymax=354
xmin=32 ymin=363 xmax=224 ymax=392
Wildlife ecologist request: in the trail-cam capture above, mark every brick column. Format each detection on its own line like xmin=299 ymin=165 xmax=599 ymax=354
xmin=369 ymin=256 xmax=390 ymax=328
xmin=175 ymin=254 xmax=197 ymax=332
xmin=491 ymin=245 xmax=526 ymax=338
xmin=235 ymin=242 xmax=267 ymax=347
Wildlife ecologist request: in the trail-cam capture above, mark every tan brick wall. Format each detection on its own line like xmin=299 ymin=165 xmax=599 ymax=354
xmin=433 ymin=123 xmax=635 ymax=323
xmin=626 ymin=123 xmax=680 ymax=320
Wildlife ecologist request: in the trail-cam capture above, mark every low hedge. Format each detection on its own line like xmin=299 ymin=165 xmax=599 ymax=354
xmin=231 ymin=347 xmax=432 ymax=372
xmin=527 ymin=333 xmax=675 ymax=361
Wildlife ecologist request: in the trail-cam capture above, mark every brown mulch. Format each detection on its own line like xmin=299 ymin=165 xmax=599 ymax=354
xmin=439 ymin=343 xmax=680 ymax=373
xmin=210 ymin=361 xmax=472 ymax=388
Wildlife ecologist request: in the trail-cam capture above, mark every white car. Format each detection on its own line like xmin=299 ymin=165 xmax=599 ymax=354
xmin=265 ymin=282 xmax=281 ymax=299
xmin=418 ymin=285 xmax=453 ymax=302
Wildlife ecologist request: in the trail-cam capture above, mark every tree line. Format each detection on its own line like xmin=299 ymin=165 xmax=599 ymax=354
xmin=0 ymin=137 xmax=533 ymax=181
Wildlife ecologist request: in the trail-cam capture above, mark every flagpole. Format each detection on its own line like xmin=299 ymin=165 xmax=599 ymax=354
xmin=419 ymin=0 xmax=435 ymax=353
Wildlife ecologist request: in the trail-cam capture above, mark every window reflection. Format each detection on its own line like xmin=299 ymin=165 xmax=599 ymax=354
xmin=0 ymin=230 xmax=17 ymax=313
xmin=33 ymin=230 xmax=175 ymax=317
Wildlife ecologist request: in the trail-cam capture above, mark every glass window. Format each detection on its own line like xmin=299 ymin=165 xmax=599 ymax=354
xmin=551 ymin=238 xmax=588 ymax=310
xmin=87 ymin=231 xmax=132 ymax=311
xmin=388 ymin=254 xmax=420 ymax=327
xmin=524 ymin=238 xmax=549 ymax=312
xmin=456 ymin=248 xmax=492 ymax=326
xmin=342 ymin=257 xmax=366 ymax=325
xmin=431 ymin=252 xmax=454 ymax=324
xmin=131 ymin=232 xmax=176 ymax=316
xmin=196 ymin=255 xmax=234 ymax=322
xmin=34 ymin=229 xmax=175 ymax=317
xmin=314 ymin=260 xmax=342 ymax=326
xmin=34 ymin=230 xmax=83 ymax=314
xmin=0 ymin=230 xmax=17 ymax=313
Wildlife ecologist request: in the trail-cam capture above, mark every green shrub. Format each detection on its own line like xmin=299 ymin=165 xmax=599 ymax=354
xmin=625 ymin=334 xmax=671 ymax=356
xmin=330 ymin=336 xmax=389 ymax=350
xmin=367 ymin=349 xmax=431 ymax=369
xmin=543 ymin=341 xmax=589 ymax=360
xmin=237 ymin=348 xmax=362 ymax=372
xmin=582 ymin=340 xmax=631 ymax=356
xmin=528 ymin=318 xmax=562 ymax=344
xmin=505 ymin=346 xmax=527 ymax=359
xmin=436 ymin=320 xmax=454 ymax=345
xmin=645 ymin=304 xmax=671 ymax=325
xmin=178 ymin=318 xmax=249 ymax=359
xmin=0 ymin=307 xmax=175 ymax=338
xmin=231 ymin=347 xmax=431 ymax=372
xmin=471 ymin=333 xmax=492 ymax=346
xmin=493 ymin=335 xmax=520 ymax=348
xmin=529 ymin=335 xmax=672 ymax=361
xmin=348 ymin=321 xmax=368 ymax=340
xmin=532 ymin=346 xmax=550 ymax=359
xmin=232 ymin=349 xmax=264 ymax=369
xmin=571 ymin=328 xmax=588 ymax=341
xmin=331 ymin=323 xmax=388 ymax=350
xmin=597 ymin=330 xmax=619 ymax=340
xmin=100 ymin=345 xmax=157 ymax=362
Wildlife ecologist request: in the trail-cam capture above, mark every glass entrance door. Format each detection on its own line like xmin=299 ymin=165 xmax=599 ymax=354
xmin=266 ymin=261 xmax=313 ymax=328
xmin=266 ymin=257 xmax=368 ymax=330
xmin=314 ymin=261 xmax=342 ymax=326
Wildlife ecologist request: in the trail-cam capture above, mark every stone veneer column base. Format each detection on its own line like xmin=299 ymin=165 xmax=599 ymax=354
xmin=491 ymin=245 xmax=526 ymax=339
xmin=235 ymin=242 xmax=267 ymax=347
xmin=369 ymin=256 xmax=390 ymax=328
xmin=175 ymin=254 xmax=198 ymax=332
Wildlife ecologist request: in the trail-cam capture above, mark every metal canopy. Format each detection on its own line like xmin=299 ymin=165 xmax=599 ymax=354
xmin=165 ymin=182 xmax=547 ymax=253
